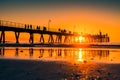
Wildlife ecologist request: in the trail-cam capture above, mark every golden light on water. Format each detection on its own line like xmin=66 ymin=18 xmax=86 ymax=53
xmin=78 ymin=48 xmax=83 ymax=62
xmin=1 ymin=48 xmax=120 ymax=64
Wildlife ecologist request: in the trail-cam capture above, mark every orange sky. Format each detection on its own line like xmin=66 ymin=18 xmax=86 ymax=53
xmin=0 ymin=1 xmax=120 ymax=42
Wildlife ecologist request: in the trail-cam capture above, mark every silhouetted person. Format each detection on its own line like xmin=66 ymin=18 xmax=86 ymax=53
xmin=69 ymin=31 xmax=71 ymax=34
xmin=61 ymin=30 xmax=63 ymax=33
xmin=36 ymin=26 xmax=40 ymax=30
xmin=58 ymin=28 xmax=61 ymax=32
xmin=30 ymin=25 xmax=32 ymax=29
xmin=25 ymin=24 xmax=27 ymax=29
xmin=38 ymin=26 xmax=40 ymax=30
xmin=64 ymin=29 xmax=66 ymax=33
xmin=28 ymin=25 xmax=29 ymax=29
xmin=43 ymin=26 xmax=46 ymax=31
xmin=36 ymin=26 xmax=38 ymax=29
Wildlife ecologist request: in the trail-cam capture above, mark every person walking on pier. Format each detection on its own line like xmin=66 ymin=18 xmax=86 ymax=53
xmin=30 ymin=25 xmax=32 ymax=29
xmin=25 ymin=24 xmax=27 ymax=29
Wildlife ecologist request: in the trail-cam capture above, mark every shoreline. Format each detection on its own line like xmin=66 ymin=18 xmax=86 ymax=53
xmin=0 ymin=43 xmax=120 ymax=48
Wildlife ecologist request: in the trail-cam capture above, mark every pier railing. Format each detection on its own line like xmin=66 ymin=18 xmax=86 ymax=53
xmin=0 ymin=20 xmax=66 ymax=33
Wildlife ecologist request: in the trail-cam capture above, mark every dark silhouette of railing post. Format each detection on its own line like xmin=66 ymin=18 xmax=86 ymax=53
xmin=39 ymin=49 xmax=44 ymax=58
xmin=107 ymin=37 xmax=110 ymax=42
xmin=48 ymin=34 xmax=54 ymax=43
xmin=15 ymin=32 xmax=20 ymax=43
xmin=29 ymin=48 xmax=33 ymax=57
xmin=105 ymin=34 xmax=109 ymax=42
xmin=29 ymin=33 xmax=34 ymax=44
xmin=64 ymin=36 xmax=68 ymax=43
xmin=0 ymin=31 xmax=5 ymax=43
xmin=0 ymin=47 xmax=4 ymax=56
xmin=55 ymin=28 xmax=62 ymax=43
xmin=40 ymin=49 xmax=44 ymax=54
xmin=99 ymin=31 xmax=102 ymax=42
xmin=64 ymin=35 xmax=71 ymax=43
xmin=15 ymin=48 xmax=18 ymax=56
xmin=40 ymin=34 xmax=44 ymax=43
xmin=48 ymin=49 xmax=54 ymax=57
xmin=56 ymin=34 xmax=62 ymax=43
xmin=39 ymin=27 xmax=46 ymax=43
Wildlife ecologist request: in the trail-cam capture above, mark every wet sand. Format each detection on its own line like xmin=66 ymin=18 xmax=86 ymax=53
xmin=1 ymin=43 xmax=120 ymax=49
xmin=0 ymin=59 xmax=120 ymax=80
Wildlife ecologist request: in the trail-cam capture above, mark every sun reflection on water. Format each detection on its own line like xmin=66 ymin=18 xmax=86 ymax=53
xmin=0 ymin=47 xmax=120 ymax=63
xmin=78 ymin=48 xmax=83 ymax=62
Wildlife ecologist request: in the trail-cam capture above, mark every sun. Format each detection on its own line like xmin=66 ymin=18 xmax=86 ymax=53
xmin=79 ymin=36 xmax=84 ymax=43
xmin=74 ymin=36 xmax=85 ymax=43
xmin=79 ymin=36 xmax=83 ymax=42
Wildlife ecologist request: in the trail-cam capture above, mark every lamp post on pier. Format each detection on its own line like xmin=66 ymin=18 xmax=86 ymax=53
xmin=48 ymin=19 xmax=51 ymax=31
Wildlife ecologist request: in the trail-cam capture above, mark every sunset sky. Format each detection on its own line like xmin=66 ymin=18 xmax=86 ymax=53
xmin=0 ymin=0 xmax=120 ymax=42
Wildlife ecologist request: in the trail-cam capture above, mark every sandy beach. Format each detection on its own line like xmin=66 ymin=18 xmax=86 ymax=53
xmin=0 ymin=59 xmax=120 ymax=80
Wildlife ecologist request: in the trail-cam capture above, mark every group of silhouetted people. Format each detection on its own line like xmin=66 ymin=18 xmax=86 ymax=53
xmin=25 ymin=24 xmax=41 ymax=30
xmin=58 ymin=28 xmax=67 ymax=33
xmin=36 ymin=26 xmax=40 ymax=30
xmin=25 ymin=24 xmax=32 ymax=29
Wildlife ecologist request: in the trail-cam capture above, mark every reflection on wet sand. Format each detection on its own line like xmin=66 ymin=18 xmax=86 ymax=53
xmin=0 ymin=47 xmax=111 ymax=63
